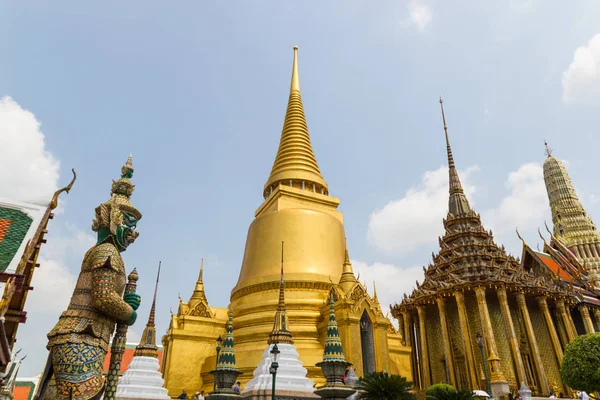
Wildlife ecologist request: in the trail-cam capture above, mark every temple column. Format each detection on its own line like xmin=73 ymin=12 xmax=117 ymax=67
xmin=437 ymin=297 xmax=456 ymax=386
xmin=537 ymin=296 xmax=563 ymax=364
xmin=403 ymin=312 xmax=411 ymax=347
xmin=516 ymin=292 xmax=550 ymax=394
xmin=417 ymin=305 xmax=431 ymax=388
xmin=398 ymin=312 xmax=406 ymax=344
xmin=455 ymin=291 xmax=478 ymax=390
xmin=497 ymin=287 xmax=526 ymax=386
xmin=557 ymin=299 xmax=577 ymax=341
xmin=474 ymin=286 xmax=506 ymax=384
xmin=593 ymin=308 xmax=600 ymax=332
xmin=579 ymin=305 xmax=595 ymax=333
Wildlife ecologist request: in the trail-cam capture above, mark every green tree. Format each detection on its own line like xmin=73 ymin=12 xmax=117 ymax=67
xmin=426 ymin=383 xmax=457 ymax=400
xmin=561 ymin=332 xmax=600 ymax=393
xmin=356 ymin=371 xmax=415 ymax=400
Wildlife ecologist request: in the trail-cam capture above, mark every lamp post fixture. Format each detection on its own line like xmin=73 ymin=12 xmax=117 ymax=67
xmin=214 ymin=335 xmax=223 ymax=391
xmin=476 ymin=332 xmax=492 ymax=396
xmin=269 ymin=343 xmax=280 ymax=400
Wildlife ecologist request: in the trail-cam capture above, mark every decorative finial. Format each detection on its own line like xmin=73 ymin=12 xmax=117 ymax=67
xmin=515 ymin=227 xmax=526 ymax=244
xmin=291 ymin=46 xmax=300 ymax=93
xmin=50 ymin=169 xmax=77 ymax=210
xmin=128 ymin=268 xmax=139 ymax=283
xmin=373 ymin=281 xmax=379 ymax=302
xmin=439 ymin=96 xmax=453 ymax=168
xmin=544 ymin=140 xmax=553 ymax=157
xmin=278 ymin=241 xmax=285 ymax=311
xmin=199 ymin=258 xmax=204 ymax=282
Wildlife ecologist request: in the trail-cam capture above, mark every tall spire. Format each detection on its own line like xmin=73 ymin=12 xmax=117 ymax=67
xmin=543 ymin=149 xmax=600 ymax=278
xmin=134 ymin=261 xmax=161 ymax=358
xmin=439 ymin=97 xmax=471 ymax=216
xmin=268 ymin=241 xmax=293 ymax=345
xmin=339 ymin=240 xmax=357 ymax=292
xmin=544 ymin=140 xmax=553 ymax=157
xmin=216 ymin=310 xmax=238 ymax=369
xmin=321 ymin=293 xmax=346 ymax=362
xmin=263 ymin=47 xmax=328 ymax=198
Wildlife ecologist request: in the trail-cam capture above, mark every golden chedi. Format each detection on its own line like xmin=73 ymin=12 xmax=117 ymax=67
xmin=161 ymin=47 xmax=411 ymax=396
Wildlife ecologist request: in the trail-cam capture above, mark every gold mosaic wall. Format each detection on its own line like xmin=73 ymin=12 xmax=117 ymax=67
xmin=529 ymin=299 xmax=563 ymax=390
xmin=487 ymin=294 xmax=517 ymax=389
xmin=426 ymin=303 xmax=446 ymax=384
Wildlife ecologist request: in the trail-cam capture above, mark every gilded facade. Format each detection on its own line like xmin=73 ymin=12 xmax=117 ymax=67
xmin=392 ymin=101 xmax=600 ymax=397
xmin=161 ymin=47 xmax=411 ymax=397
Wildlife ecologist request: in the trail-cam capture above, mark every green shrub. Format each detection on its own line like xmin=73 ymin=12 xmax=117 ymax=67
xmin=426 ymin=383 xmax=457 ymax=400
xmin=356 ymin=371 xmax=415 ymax=400
xmin=560 ymin=333 xmax=600 ymax=393
xmin=427 ymin=387 xmax=474 ymax=400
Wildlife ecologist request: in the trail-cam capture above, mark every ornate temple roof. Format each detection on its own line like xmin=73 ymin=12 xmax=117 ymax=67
xmin=177 ymin=259 xmax=214 ymax=319
xmin=263 ymin=46 xmax=328 ymax=198
xmin=0 ymin=170 xmax=76 ymax=347
xmin=394 ymin=101 xmax=574 ymax=312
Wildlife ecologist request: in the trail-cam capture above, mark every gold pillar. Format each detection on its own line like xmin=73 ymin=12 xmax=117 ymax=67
xmin=455 ymin=291 xmax=478 ymax=389
xmin=398 ymin=312 xmax=406 ymax=344
xmin=497 ymin=287 xmax=526 ymax=386
xmin=474 ymin=286 xmax=506 ymax=383
xmin=579 ymin=305 xmax=595 ymax=333
xmin=593 ymin=308 xmax=600 ymax=332
xmin=537 ymin=296 xmax=563 ymax=364
xmin=516 ymin=292 xmax=550 ymax=394
xmin=437 ymin=297 xmax=456 ymax=386
xmin=556 ymin=298 xmax=577 ymax=342
xmin=403 ymin=312 xmax=411 ymax=347
xmin=417 ymin=305 xmax=431 ymax=388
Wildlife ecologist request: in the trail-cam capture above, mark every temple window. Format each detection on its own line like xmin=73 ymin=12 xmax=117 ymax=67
xmin=360 ymin=310 xmax=376 ymax=376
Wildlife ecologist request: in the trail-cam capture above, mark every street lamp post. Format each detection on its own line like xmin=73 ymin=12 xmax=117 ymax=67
xmin=213 ymin=335 xmax=223 ymax=391
xmin=476 ymin=332 xmax=492 ymax=396
xmin=269 ymin=343 xmax=280 ymax=400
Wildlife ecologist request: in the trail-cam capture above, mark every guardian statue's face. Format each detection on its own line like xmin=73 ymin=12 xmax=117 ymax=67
xmin=115 ymin=211 xmax=139 ymax=251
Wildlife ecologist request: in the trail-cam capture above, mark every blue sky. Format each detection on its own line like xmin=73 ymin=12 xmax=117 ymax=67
xmin=1 ymin=1 xmax=600 ymax=376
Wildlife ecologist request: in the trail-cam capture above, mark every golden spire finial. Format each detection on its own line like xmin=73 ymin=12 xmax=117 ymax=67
xmin=373 ymin=281 xmax=379 ymax=303
xmin=263 ymin=47 xmax=328 ymax=198
xmin=199 ymin=258 xmax=204 ymax=282
xmin=50 ymin=169 xmax=77 ymax=210
xmin=544 ymin=140 xmax=553 ymax=157
xmin=291 ymin=46 xmax=300 ymax=93
xmin=278 ymin=241 xmax=285 ymax=311
xmin=439 ymin=97 xmax=471 ymax=216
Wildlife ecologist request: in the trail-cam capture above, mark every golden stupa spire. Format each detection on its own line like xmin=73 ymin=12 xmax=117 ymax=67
xmin=339 ymin=239 xmax=357 ymax=292
xmin=439 ymin=97 xmax=471 ymax=216
xmin=263 ymin=46 xmax=328 ymax=198
xmin=373 ymin=281 xmax=379 ymax=303
xmin=189 ymin=259 xmax=206 ymax=304
xmin=268 ymin=241 xmax=293 ymax=345
xmin=134 ymin=261 xmax=161 ymax=358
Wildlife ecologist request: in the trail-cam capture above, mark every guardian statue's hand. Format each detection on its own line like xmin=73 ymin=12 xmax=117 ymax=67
xmin=124 ymin=293 xmax=141 ymax=310
xmin=126 ymin=310 xmax=137 ymax=326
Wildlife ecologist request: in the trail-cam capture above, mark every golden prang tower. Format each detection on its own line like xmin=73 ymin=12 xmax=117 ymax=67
xmin=161 ymin=47 xmax=411 ymax=396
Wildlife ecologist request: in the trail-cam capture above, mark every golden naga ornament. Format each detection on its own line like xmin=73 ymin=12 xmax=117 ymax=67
xmin=34 ymin=156 xmax=143 ymax=400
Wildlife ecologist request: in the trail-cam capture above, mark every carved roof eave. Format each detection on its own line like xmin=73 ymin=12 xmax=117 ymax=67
xmin=329 ymin=282 xmax=384 ymax=318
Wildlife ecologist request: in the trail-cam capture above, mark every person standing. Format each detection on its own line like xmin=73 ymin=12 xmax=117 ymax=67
xmin=178 ymin=389 xmax=188 ymax=399
xmin=232 ymin=382 xmax=241 ymax=394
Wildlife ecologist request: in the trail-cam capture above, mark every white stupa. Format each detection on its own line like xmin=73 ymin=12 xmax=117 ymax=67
xmin=116 ymin=264 xmax=170 ymax=400
xmin=242 ymin=245 xmax=317 ymax=398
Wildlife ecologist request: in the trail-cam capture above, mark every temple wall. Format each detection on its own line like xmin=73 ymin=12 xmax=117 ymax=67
xmin=446 ymin=299 xmax=470 ymax=389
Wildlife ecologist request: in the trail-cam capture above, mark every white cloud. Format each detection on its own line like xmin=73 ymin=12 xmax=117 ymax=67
xmin=483 ymin=163 xmax=550 ymax=237
xmin=0 ymin=96 xmax=60 ymax=205
xmin=408 ymin=0 xmax=432 ymax=32
xmin=352 ymin=260 xmax=424 ymax=314
xmin=562 ymin=33 xmax=600 ymax=105
xmin=367 ymin=165 xmax=478 ymax=256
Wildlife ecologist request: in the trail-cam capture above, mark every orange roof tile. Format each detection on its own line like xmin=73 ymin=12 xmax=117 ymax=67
xmin=13 ymin=381 xmax=36 ymax=400
xmin=103 ymin=345 xmax=163 ymax=374
xmin=534 ymin=251 xmax=574 ymax=282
